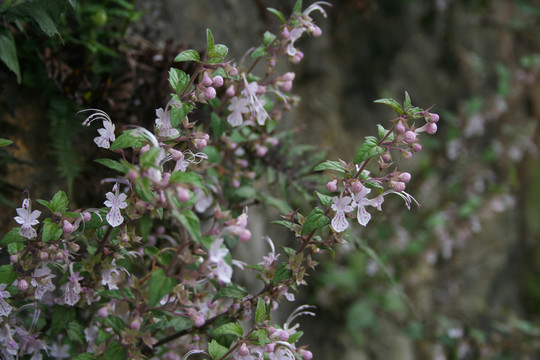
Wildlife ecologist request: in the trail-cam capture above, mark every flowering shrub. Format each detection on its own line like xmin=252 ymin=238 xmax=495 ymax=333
xmin=0 ymin=1 xmax=439 ymax=359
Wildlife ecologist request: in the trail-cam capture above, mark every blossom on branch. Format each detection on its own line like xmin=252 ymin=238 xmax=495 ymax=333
xmin=104 ymin=183 xmax=128 ymax=227
xmin=14 ymin=198 xmax=41 ymax=240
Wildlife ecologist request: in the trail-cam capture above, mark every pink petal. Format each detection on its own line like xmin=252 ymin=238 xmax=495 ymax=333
xmin=331 ymin=211 xmax=349 ymax=232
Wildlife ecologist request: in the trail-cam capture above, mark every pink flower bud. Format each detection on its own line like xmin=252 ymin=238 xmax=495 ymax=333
xmin=402 ymin=151 xmax=412 ymax=160
xmin=268 ymin=327 xmax=276 ymax=335
xmin=98 ymin=307 xmax=108 ymax=318
xmin=326 ymin=179 xmax=338 ymax=192
xmin=238 ymin=344 xmax=250 ymax=357
xmin=228 ymin=67 xmax=238 ymax=77
xmin=194 ymin=138 xmax=207 ymax=149
xmin=162 ymin=172 xmax=171 ymax=184
xmin=201 ymin=73 xmax=212 ymax=86
xmin=201 ymin=133 xmax=210 ymax=141
xmin=269 ymin=58 xmax=276 ymax=67
xmin=281 ymin=27 xmax=290 ymax=39
xmin=351 ymin=180 xmax=364 ymax=193
xmin=140 ymin=144 xmax=150 ymax=154
xmin=399 ymin=172 xmax=411 ymax=183
xmin=239 ymin=229 xmax=252 ymax=242
xmin=212 ymin=75 xmax=224 ymax=87
xmin=55 ymin=252 xmax=64 ymax=260
xmin=18 ymin=279 xmax=28 ymax=291
xmin=70 ymin=242 xmax=80 ymax=252
xmin=301 ymin=350 xmax=313 ymax=360
xmin=63 ymin=220 xmax=74 ymax=234
xmin=426 ymin=122 xmax=438 ymax=134
xmin=277 ymin=330 xmax=289 ymax=341
xmin=283 ymin=72 xmax=295 ymax=81
xmin=311 ymin=25 xmax=322 ymax=37
xmin=177 ymin=187 xmax=190 ymax=202
xmin=412 ymin=143 xmax=422 ymax=152
xmin=204 ymin=86 xmax=216 ymax=100
xmin=226 ymin=85 xmax=235 ymax=97
xmin=266 ymin=343 xmax=276 ymax=353
xmin=9 ymin=254 xmax=18 ymax=263
xmin=393 ymin=181 xmax=406 ymax=192
xmin=129 ymin=320 xmax=140 ymax=330
xmin=170 ymin=149 xmax=184 ymax=162
xmin=83 ymin=211 xmax=92 ymax=222
xmin=232 ymin=178 xmax=240 ymax=188
xmin=40 ymin=252 xmax=49 ymax=261
xmin=266 ymin=137 xmax=279 ymax=146
xmin=381 ymin=153 xmax=391 ymax=162
xmin=403 ymin=131 xmax=416 ymax=144
xmin=292 ymin=51 xmax=304 ymax=64
xmin=395 ymin=122 xmax=406 ymax=134
xmin=194 ymin=315 xmax=205 ymax=327
xmin=429 ymin=113 xmax=440 ymax=123
xmin=256 ymin=145 xmax=268 ymax=157
xmin=282 ymin=81 xmax=293 ymax=92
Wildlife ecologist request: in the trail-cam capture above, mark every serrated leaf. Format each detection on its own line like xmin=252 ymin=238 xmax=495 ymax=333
xmin=377 ymin=124 xmax=394 ymax=142
xmin=315 ymin=191 xmax=333 ymax=207
xmin=49 ymin=305 xmax=76 ymax=336
xmin=266 ymin=7 xmax=286 ymax=23
xmin=354 ymin=136 xmax=385 ymax=164
xmin=260 ymin=194 xmax=291 ymax=214
xmin=169 ymin=317 xmax=192 ymax=332
xmin=67 ymin=321 xmax=86 ymax=344
xmin=168 ymin=68 xmax=190 ymax=94
xmin=313 ymin=160 xmax=345 ymax=173
xmin=110 ymin=130 xmax=146 ymax=149
xmin=263 ymin=31 xmax=276 ymax=46
xmin=174 ymin=49 xmax=201 ymax=63
xmin=301 ymin=207 xmax=330 ymax=235
xmin=0 ymin=30 xmax=20 ymax=83
xmin=148 ymin=268 xmax=178 ymax=307
xmin=212 ymin=284 xmax=248 ymax=301
xmin=50 ymin=190 xmax=69 ymax=213
xmin=94 ymin=159 xmax=128 ymax=173
xmin=273 ymin=263 xmax=292 ymax=285
xmin=1 ymin=228 xmax=24 ymax=245
xmin=0 ymin=138 xmax=13 ymax=147
xmin=7 ymin=241 xmax=24 ymax=254
xmin=42 ymin=219 xmax=62 ymax=242
xmin=169 ymin=172 xmax=204 ymax=187
xmin=170 ymin=102 xmax=194 ymax=127
xmin=208 ymin=339 xmax=228 ymax=360
xmin=104 ymin=341 xmax=127 ymax=360
xmin=403 ymin=91 xmax=411 ymax=111
xmin=206 ymin=28 xmax=215 ymax=51
xmin=175 ymin=209 xmax=201 ymax=243
xmin=374 ymin=98 xmax=404 ymax=115
xmin=208 ymin=44 xmax=229 ymax=63
xmin=271 ymin=220 xmax=295 ymax=230
xmin=18 ymin=2 xmax=60 ymax=37
xmin=213 ymin=322 xmax=243 ymax=337
xmin=104 ymin=316 xmax=126 ymax=333
xmin=250 ymin=45 xmax=268 ymax=59
xmin=0 ymin=265 xmax=17 ymax=285
xmin=255 ymin=297 xmax=267 ymax=323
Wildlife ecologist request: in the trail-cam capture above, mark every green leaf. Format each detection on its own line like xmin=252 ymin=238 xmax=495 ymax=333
xmin=110 ymin=130 xmax=146 ymax=149
xmin=175 ymin=209 xmax=201 ymax=243
xmin=148 ymin=268 xmax=178 ymax=307
xmin=255 ymin=297 xmax=267 ymax=323
xmin=169 ymin=171 xmax=204 ymax=188
xmin=18 ymin=2 xmax=60 ymax=37
xmin=67 ymin=321 xmax=86 ymax=344
xmin=210 ymin=113 xmax=228 ymax=140
xmin=263 ymin=31 xmax=276 ymax=46
xmin=0 ymin=265 xmax=17 ymax=285
xmin=208 ymin=44 xmax=229 ymax=63
xmin=212 ymin=283 xmax=248 ymax=301
xmin=354 ymin=136 xmax=385 ymax=164
xmin=104 ymin=341 xmax=127 ymax=360
xmin=1 ymin=228 xmax=24 ymax=245
xmin=213 ymin=322 xmax=244 ymax=337
xmin=0 ymin=138 xmax=13 ymax=147
xmin=374 ymin=97 xmax=404 ymax=115
xmin=104 ymin=316 xmax=126 ymax=333
xmin=170 ymin=102 xmax=194 ymax=127
xmin=49 ymin=305 xmax=76 ymax=336
xmin=266 ymin=7 xmax=286 ymax=23
xmin=293 ymin=0 xmax=303 ymax=13
xmin=313 ymin=160 xmax=345 ymax=174
xmin=250 ymin=45 xmax=268 ymax=59
xmin=403 ymin=91 xmax=411 ymax=111
xmin=208 ymin=339 xmax=228 ymax=360
xmin=174 ymin=49 xmax=201 ymax=63
xmin=273 ymin=263 xmax=292 ymax=285
xmin=169 ymin=317 xmax=192 ymax=332
xmin=7 ymin=241 xmax=24 ymax=254
xmin=50 ymin=190 xmax=69 ymax=214
xmin=42 ymin=219 xmax=62 ymax=242
xmin=271 ymin=220 xmax=295 ymax=230
xmin=260 ymin=194 xmax=292 ymax=213
xmin=72 ymin=354 xmax=96 ymax=360
xmin=0 ymin=30 xmax=20 ymax=83
xmin=140 ymin=147 xmax=161 ymax=168
xmin=315 ymin=191 xmax=333 ymax=207
xmin=169 ymin=68 xmax=190 ymax=94
xmin=377 ymin=124 xmax=394 ymax=142
xmin=301 ymin=207 xmax=330 ymax=235
xmin=206 ymin=28 xmax=215 ymax=51
xmin=94 ymin=159 xmax=129 ymax=174
xmin=288 ymin=330 xmax=303 ymax=344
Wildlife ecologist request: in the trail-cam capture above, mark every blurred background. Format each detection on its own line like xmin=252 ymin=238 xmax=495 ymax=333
xmin=2 ymin=0 xmax=540 ymax=358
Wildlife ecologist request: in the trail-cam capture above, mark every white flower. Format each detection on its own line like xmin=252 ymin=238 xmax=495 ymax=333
xmin=31 ymin=265 xmax=56 ymax=300
xmin=81 ymin=109 xmax=116 ymax=149
xmin=227 ymin=97 xmax=250 ymax=127
xmin=59 ymin=263 xmax=83 ymax=306
xmin=241 ymin=74 xmax=270 ymax=126
xmin=208 ymin=238 xmax=233 ymax=283
xmin=352 ymin=187 xmax=384 ymax=226
xmin=14 ymin=198 xmax=41 ymax=239
xmin=155 ymin=107 xmax=180 ymax=138
xmin=330 ymin=195 xmax=354 ymax=232
xmin=194 ymin=188 xmax=213 ymax=213
xmin=104 ymin=183 xmax=128 ymax=227
xmin=0 ymin=284 xmax=13 ymax=317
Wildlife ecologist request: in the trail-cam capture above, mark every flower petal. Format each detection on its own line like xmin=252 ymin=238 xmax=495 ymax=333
xmin=331 ymin=211 xmax=349 ymax=232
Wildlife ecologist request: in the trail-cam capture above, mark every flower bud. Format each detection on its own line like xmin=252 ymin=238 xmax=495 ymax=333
xmin=325 ymin=179 xmax=338 ymax=192
xmin=283 ymin=72 xmax=295 ymax=82
xmin=69 ymin=242 xmax=80 ymax=252
xmin=232 ymin=178 xmax=240 ymax=188
xmin=292 ymin=51 xmax=304 ymax=64
xmin=395 ymin=121 xmax=406 ymax=134
xmin=212 ymin=75 xmax=224 ymax=87
xmin=381 ymin=153 xmax=391 ymax=162
xmin=226 ymin=85 xmax=235 ymax=97
xmin=177 ymin=187 xmax=190 ymax=203
xmin=55 ymin=252 xmax=64 ymax=260
xmin=399 ymin=172 xmax=411 ymax=183
xmin=429 ymin=113 xmax=440 ymax=123
xmin=228 ymin=67 xmax=238 ymax=77
xmin=63 ymin=220 xmax=74 ymax=235
xmin=402 ymin=151 xmax=412 ymax=160
xmin=392 ymin=181 xmax=406 ymax=192
xmin=204 ymin=86 xmax=216 ymax=100
xmin=301 ymin=350 xmax=313 ymax=360
xmin=82 ymin=211 xmax=92 ymax=222
xmin=269 ymin=58 xmax=276 ymax=67
xmin=351 ymin=180 xmax=364 ymax=193
xmin=282 ymin=81 xmax=293 ymax=92
xmin=276 ymin=329 xmax=289 ymax=342
xmin=9 ymin=254 xmax=18 ymax=263
xmin=98 ymin=307 xmax=108 ymax=318
xmin=412 ymin=143 xmax=422 ymax=152
xmin=194 ymin=315 xmax=205 ymax=327
xmin=129 ymin=319 xmax=140 ymax=330
xmin=40 ymin=252 xmax=49 ymax=261
xmin=266 ymin=137 xmax=279 ymax=146
xmin=140 ymin=144 xmax=150 ymax=154
xmin=239 ymin=229 xmax=252 ymax=242
xmin=268 ymin=327 xmax=276 ymax=335
xmin=281 ymin=27 xmax=290 ymax=39
xmin=194 ymin=138 xmax=207 ymax=149
xmin=403 ymin=130 xmax=417 ymax=144
xmin=255 ymin=145 xmax=268 ymax=157
xmin=266 ymin=343 xmax=276 ymax=353
xmin=201 ymin=73 xmax=212 ymax=87
xmin=18 ymin=279 xmax=28 ymax=291
xmin=426 ymin=122 xmax=438 ymax=135
xmin=238 ymin=344 xmax=250 ymax=357
xmin=170 ymin=149 xmax=184 ymax=162
xmin=311 ymin=25 xmax=322 ymax=37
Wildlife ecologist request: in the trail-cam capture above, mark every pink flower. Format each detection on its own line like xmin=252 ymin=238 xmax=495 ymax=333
xmin=208 ymin=238 xmax=233 ymax=283
xmin=31 ymin=265 xmax=56 ymax=300
xmin=81 ymin=109 xmax=116 ymax=149
xmin=330 ymin=195 xmax=354 ymax=232
xmin=59 ymin=263 xmax=83 ymax=306
xmin=227 ymin=97 xmax=250 ymax=126
xmin=155 ymin=107 xmax=180 ymax=138
xmin=0 ymin=284 xmax=12 ymax=317
xmin=104 ymin=183 xmax=128 ymax=227
xmin=14 ymin=198 xmax=41 ymax=239
xmin=352 ymin=187 xmax=384 ymax=226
